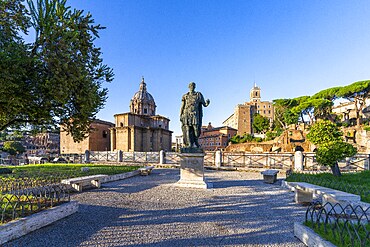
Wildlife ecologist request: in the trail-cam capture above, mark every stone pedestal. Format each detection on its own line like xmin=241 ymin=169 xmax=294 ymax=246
xmin=175 ymin=152 xmax=211 ymax=189
xmin=261 ymin=169 xmax=279 ymax=184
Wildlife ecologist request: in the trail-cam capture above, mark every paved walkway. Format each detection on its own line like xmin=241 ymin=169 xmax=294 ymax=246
xmin=5 ymin=169 xmax=306 ymax=247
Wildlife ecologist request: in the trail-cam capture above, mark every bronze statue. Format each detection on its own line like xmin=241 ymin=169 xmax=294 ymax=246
xmin=180 ymin=82 xmax=210 ymax=149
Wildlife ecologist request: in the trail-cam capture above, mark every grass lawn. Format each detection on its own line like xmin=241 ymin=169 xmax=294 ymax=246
xmin=304 ymin=221 xmax=370 ymax=247
xmin=286 ymin=171 xmax=370 ymax=202
xmin=0 ymin=163 xmax=141 ymax=179
xmin=0 ymin=164 xmax=142 ymax=225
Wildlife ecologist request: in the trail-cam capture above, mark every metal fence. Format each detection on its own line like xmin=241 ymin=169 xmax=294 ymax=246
xmin=303 ymin=153 xmax=369 ymax=172
xmin=43 ymin=150 xmax=370 ymax=172
xmin=90 ymin=151 xmax=118 ymax=162
xmin=164 ymin=152 xmax=180 ymax=164
xmin=1 ymin=182 xmax=70 ymax=224
xmin=204 ymin=152 xmax=215 ymax=166
xmin=0 ymin=176 xmax=70 ymax=194
xmin=222 ymin=152 xmax=294 ymax=170
xmin=305 ymin=201 xmax=370 ymax=246
xmin=0 ymin=158 xmax=27 ymax=166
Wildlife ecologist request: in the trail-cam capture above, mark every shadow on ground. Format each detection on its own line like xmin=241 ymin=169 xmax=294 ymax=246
xmin=4 ymin=169 xmax=304 ymax=247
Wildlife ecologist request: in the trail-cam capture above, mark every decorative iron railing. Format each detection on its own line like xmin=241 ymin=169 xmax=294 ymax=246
xmin=221 ymin=152 xmax=293 ymax=170
xmin=305 ymin=201 xmax=370 ymax=246
xmin=90 ymin=151 xmax=118 ymax=162
xmin=60 ymin=153 xmax=84 ymax=163
xmin=1 ymin=183 xmax=70 ymax=224
xmin=204 ymin=152 xmax=215 ymax=165
xmin=165 ymin=152 xmax=180 ymax=164
xmin=59 ymin=150 xmax=370 ymax=172
xmin=0 ymin=176 xmax=71 ymax=194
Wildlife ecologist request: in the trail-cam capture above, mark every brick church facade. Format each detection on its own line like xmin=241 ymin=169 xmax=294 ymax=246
xmin=60 ymin=78 xmax=172 ymax=153
xmin=110 ymin=78 xmax=172 ymax=152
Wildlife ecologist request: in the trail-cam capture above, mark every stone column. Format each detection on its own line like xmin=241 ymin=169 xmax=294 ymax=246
xmin=175 ymin=152 xmax=211 ymax=189
xmin=215 ymin=150 xmax=222 ymax=168
xmin=110 ymin=128 xmax=116 ymax=151
xmin=294 ymin=151 xmax=304 ymax=171
xmin=84 ymin=150 xmax=90 ymax=163
xmin=159 ymin=150 xmax=165 ymax=164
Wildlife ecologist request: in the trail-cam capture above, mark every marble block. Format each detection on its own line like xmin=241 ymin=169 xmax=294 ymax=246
xmin=175 ymin=152 xmax=211 ymax=189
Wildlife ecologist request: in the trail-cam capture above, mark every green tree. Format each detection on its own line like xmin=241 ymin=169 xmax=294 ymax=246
xmin=336 ymin=80 xmax=370 ymax=127
xmin=291 ymin=97 xmax=332 ymax=124
xmin=0 ymin=0 xmax=113 ymax=142
xmin=272 ymin=98 xmax=299 ymax=129
xmin=229 ymin=134 xmax=241 ymax=144
xmin=306 ymin=120 xmax=357 ymax=176
xmin=312 ymin=87 xmax=341 ymax=101
xmin=2 ymin=141 xmax=25 ymax=155
xmin=252 ymin=113 xmax=270 ymax=134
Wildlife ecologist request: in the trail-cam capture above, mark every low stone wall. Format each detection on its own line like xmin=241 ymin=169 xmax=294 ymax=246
xmin=294 ymin=222 xmax=336 ymax=247
xmin=0 ymin=201 xmax=78 ymax=245
xmin=102 ymin=170 xmax=140 ymax=183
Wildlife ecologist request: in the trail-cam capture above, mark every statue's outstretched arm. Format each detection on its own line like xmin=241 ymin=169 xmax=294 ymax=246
xmin=199 ymin=93 xmax=210 ymax=107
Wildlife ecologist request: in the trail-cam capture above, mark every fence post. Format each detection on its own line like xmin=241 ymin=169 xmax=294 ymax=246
xmin=117 ymin=150 xmax=123 ymax=162
xmin=84 ymin=150 xmax=90 ymax=163
xmin=215 ymin=150 xmax=222 ymax=168
xmin=294 ymin=151 xmax=303 ymax=171
xmin=159 ymin=150 xmax=165 ymax=164
xmin=365 ymin=154 xmax=370 ymax=170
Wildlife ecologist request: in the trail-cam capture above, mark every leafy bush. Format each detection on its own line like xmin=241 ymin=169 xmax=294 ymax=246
xmin=0 ymin=168 xmax=12 ymax=174
xmin=241 ymin=134 xmax=254 ymax=143
xmin=307 ymin=120 xmax=357 ymax=176
xmin=265 ymin=131 xmax=281 ymax=141
xmin=2 ymin=141 xmax=25 ymax=155
xmin=254 ymin=137 xmax=263 ymax=142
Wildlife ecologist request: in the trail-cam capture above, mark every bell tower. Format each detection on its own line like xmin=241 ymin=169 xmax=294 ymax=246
xmin=250 ymin=82 xmax=261 ymax=102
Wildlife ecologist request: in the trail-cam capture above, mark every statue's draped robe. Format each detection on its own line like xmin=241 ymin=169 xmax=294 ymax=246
xmin=180 ymin=91 xmax=207 ymax=145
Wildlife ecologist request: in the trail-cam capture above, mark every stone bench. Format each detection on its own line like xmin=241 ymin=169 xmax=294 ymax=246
xmin=61 ymin=174 xmax=108 ymax=192
xmin=261 ymin=169 xmax=279 ymax=184
xmin=289 ymin=182 xmax=361 ymax=210
xmin=138 ymin=166 xmax=154 ymax=176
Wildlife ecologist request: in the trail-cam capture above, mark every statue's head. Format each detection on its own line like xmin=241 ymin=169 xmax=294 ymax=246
xmin=188 ymin=82 xmax=195 ymax=92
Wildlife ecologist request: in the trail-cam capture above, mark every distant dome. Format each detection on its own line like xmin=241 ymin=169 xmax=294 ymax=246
xmin=132 ymin=87 xmax=155 ymax=103
xmin=130 ymin=77 xmax=156 ymax=116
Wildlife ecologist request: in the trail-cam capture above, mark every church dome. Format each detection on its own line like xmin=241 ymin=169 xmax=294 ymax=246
xmin=132 ymin=86 xmax=155 ymax=102
xmin=130 ymin=77 xmax=156 ymax=116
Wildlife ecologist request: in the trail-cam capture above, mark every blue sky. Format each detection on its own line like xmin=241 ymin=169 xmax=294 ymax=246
xmin=67 ymin=0 xmax=370 ymax=138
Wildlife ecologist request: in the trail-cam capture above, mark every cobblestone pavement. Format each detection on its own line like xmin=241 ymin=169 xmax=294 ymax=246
xmin=5 ymin=169 xmax=306 ymax=247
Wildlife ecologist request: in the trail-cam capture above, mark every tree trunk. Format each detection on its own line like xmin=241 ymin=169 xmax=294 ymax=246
xmin=330 ymin=162 xmax=342 ymax=177
xmin=354 ymin=98 xmax=361 ymax=127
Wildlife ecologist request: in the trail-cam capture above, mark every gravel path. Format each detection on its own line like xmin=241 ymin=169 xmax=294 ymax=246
xmin=4 ymin=169 xmax=306 ymax=247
